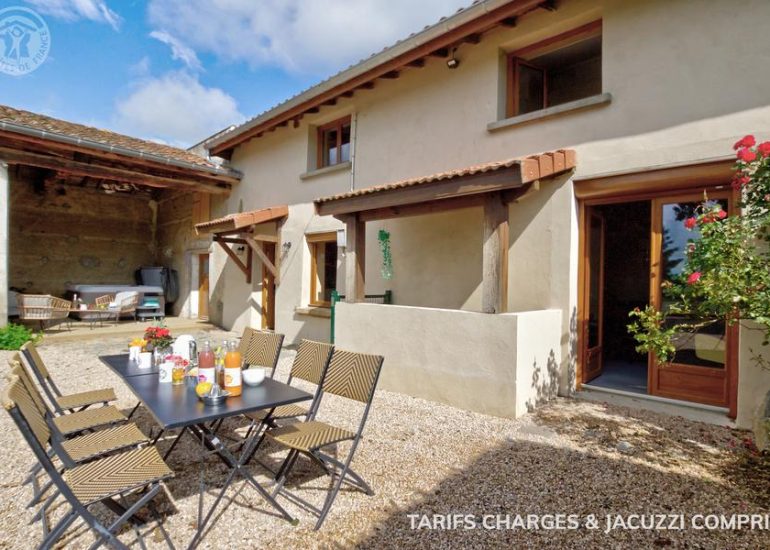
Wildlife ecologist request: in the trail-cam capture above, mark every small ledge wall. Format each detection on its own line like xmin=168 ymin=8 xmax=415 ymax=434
xmin=334 ymin=302 xmax=562 ymax=418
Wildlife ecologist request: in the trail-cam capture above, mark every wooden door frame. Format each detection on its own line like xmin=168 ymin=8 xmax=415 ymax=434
xmin=581 ymin=208 xmax=606 ymax=383
xmin=575 ymin=161 xmax=738 ymax=418
xmin=198 ymin=253 xmax=210 ymax=321
xmin=261 ymin=242 xmax=276 ymax=330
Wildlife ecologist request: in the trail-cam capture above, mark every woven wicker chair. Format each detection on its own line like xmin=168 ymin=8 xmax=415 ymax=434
xmin=246 ymin=339 xmax=333 ymax=422
xmin=17 ymin=294 xmax=72 ymax=331
xmin=241 ymin=339 xmax=334 ymax=455
xmin=95 ymin=292 xmax=139 ymax=322
xmin=21 ymin=342 xmax=116 ymax=413
xmin=238 ymin=327 xmax=285 ymax=378
xmin=266 ymin=348 xmax=384 ymax=530
xmin=2 ymin=374 xmax=172 ymax=549
xmin=10 ymin=360 xmax=144 ymax=510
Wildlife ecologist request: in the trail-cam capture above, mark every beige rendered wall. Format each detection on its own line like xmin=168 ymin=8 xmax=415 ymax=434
xmin=212 ymin=0 xmax=770 ymax=419
xmin=156 ymin=191 xmax=213 ymax=318
xmin=737 ymin=323 xmax=770 ymax=431
xmin=334 ymin=302 xmax=561 ymax=418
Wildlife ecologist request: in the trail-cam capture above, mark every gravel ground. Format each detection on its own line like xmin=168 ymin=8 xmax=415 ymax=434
xmin=0 ymin=331 xmax=768 ymax=549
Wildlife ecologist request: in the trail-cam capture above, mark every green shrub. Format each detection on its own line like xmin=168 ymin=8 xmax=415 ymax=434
xmin=0 ymin=323 xmax=41 ymax=350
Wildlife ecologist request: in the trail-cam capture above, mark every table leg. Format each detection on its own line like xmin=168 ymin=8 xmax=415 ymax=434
xmin=186 ymin=413 xmax=294 ymax=549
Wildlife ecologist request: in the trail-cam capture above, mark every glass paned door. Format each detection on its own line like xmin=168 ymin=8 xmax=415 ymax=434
xmin=649 ymin=194 xmax=733 ymax=406
xmin=583 ymin=210 xmax=605 ymax=382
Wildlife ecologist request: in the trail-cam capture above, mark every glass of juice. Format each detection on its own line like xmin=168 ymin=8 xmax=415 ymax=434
xmin=172 ymin=363 xmax=185 ymax=385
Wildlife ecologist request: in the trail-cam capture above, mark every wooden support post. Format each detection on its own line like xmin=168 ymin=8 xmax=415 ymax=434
xmin=344 ymin=215 xmax=366 ymax=303
xmin=482 ymin=193 xmax=509 ymax=314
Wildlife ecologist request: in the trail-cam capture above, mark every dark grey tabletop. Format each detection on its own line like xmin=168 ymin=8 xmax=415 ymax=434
xmin=100 ymin=354 xmax=159 ymax=376
xmin=99 ymin=354 xmax=312 ymax=430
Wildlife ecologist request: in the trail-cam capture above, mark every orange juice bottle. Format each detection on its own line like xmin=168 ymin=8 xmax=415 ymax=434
xmin=224 ymin=340 xmax=242 ymax=396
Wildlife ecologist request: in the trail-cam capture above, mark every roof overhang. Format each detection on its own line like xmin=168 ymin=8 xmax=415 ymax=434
xmin=314 ymin=150 xmax=576 ymax=221
xmin=208 ymin=0 xmax=552 ymax=156
xmin=195 ymin=206 xmax=289 ymax=235
xmin=0 ymin=124 xmax=240 ymax=195
xmin=196 ymin=206 xmax=288 ymax=285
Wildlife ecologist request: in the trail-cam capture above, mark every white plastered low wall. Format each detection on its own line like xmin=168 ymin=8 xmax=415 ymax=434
xmin=334 ymin=302 xmax=562 ymax=418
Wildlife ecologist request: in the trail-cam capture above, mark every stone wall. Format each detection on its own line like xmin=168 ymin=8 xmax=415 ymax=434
xmin=156 ymin=190 xmax=212 ymax=317
xmin=9 ymin=166 xmax=157 ymax=296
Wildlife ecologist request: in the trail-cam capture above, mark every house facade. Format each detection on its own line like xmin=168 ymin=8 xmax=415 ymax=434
xmin=181 ymin=0 xmax=770 ymax=430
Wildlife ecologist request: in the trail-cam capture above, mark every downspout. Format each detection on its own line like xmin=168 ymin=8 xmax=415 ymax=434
xmin=350 ymin=112 xmax=358 ymax=191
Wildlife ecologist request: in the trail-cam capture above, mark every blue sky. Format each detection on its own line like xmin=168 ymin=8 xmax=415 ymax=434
xmin=0 ymin=0 xmax=469 ymax=147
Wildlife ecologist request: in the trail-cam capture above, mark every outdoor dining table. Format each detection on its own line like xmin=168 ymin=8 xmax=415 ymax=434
xmin=99 ymin=354 xmax=312 ymax=548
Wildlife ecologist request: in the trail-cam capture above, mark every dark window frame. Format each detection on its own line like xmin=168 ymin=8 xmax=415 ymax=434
xmin=316 ymin=115 xmax=352 ymax=169
xmin=506 ymin=20 xmax=602 ymax=118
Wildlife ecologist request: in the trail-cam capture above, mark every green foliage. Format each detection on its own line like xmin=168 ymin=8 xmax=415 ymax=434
xmin=378 ymin=229 xmax=393 ymax=280
xmin=628 ymin=136 xmax=770 ymax=367
xmin=0 ymin=323 xmax=41 ymax=351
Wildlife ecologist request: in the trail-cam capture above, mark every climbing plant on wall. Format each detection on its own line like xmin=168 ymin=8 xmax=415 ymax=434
xmin=378 ymin=229 xmax=393 ymax=280
xmin=628 ymin=135 xmax=770 ymax=368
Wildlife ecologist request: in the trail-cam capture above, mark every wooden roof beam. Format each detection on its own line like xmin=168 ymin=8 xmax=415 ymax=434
xmin=381 ymin=70 xmax=400 ymax=79
xmin=407 ymin=58 xmax=426 ymax=68
xmin=0 ymin=146 xmax=231 ymax=194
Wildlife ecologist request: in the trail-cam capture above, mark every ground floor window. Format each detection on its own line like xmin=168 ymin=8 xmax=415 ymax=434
xmin=307 ymin=232 xmax=338 ymax=306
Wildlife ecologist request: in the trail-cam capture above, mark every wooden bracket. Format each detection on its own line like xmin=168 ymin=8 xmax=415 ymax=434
xmin=215 ymin=235 xmax=251 ymax=284
xmin=243 ymin=235 xmax=280 ymax=285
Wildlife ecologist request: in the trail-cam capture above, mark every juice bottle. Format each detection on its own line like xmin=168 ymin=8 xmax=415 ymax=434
xmin=197 ymin=340 xmax=216 ymax=384
xmin=224 ymin=340 xmax=242 ymax=396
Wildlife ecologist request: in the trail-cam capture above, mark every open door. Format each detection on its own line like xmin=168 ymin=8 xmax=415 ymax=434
xmin=649 ymin=193 xmax=734 ymax=407
xmin=261 ymin=243 xmax=276 ymax=330
xmin=582 ymin=209 xmax=605 ymax=383
xmin=198 ymin=254 xmax=209 ymax=321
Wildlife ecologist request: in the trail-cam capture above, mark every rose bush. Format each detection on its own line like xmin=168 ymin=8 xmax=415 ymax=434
xmin=628 ymin=136 xmax=770 ymax=367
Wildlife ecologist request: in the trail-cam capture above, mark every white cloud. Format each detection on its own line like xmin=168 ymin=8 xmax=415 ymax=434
xmin=25 ymin=0 xmax=121 ymax=30
xmin=147 ymin=0 xmax=470 ymax=75
xmin=150 ymin=30 xmax=202 ymax=71
xmin=114 ymin=71 xmax=244 ymax=147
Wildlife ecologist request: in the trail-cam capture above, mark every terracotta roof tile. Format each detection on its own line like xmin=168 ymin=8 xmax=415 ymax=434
xmin=195 ymin=206 xmax=289 ymax=234
xmin=315 ymin=149 xmax=576 ymax=203
xmin=0 ymin=104 xmax=227 ymax=172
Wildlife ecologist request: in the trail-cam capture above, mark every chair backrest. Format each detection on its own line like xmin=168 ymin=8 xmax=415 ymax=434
xmin=2 ymin=375 xmax=50 ymax=449
xmin=289 ymin=339 xmax=334 ymax=386
xmin=94 ymin=294 xmax=114 ymax=307
xmin=9 ymin=358 xmax=49 ymax=418
xmin=115 ymin=292 xmax=139 ymax=311
xmin=321 ymin=349 xmax=384 ymax=404
xmin=21 ymin=341 xmax=51 ymax=380
xmin=20 ymin=342 xmax=65 ymax=409
xmin=18 ymin=294 xmax=52 ymax=320
xmin=239 ymin=328 xmax=285 ymax=376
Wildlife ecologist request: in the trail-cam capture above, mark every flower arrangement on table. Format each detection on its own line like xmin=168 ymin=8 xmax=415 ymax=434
xmin=129 ymin=338 xmax=147 ymax=351
xmin=144 ymin=326 xmax=173 ymax=350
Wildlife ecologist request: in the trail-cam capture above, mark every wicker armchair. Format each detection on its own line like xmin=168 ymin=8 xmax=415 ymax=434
xmin=17 ymin=294 xmax=72 ymax=331
xmin=95 ymin=292 xmax=138 ymax=322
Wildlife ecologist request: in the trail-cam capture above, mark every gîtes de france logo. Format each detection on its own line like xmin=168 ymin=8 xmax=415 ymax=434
xmin=0 ymin=6 xmax=50 ymax=76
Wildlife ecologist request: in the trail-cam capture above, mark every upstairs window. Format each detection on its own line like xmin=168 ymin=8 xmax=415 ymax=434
xmin=507 ymin=20 xmax=602 ymax=117
xmin=317 ymin=116 xmax=351 ymax=169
